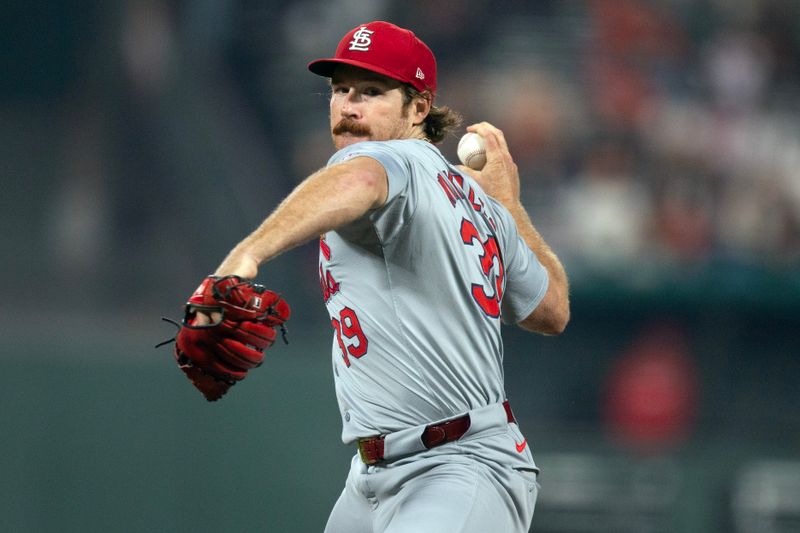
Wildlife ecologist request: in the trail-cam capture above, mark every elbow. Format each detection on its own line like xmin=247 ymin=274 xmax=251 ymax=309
xmin=543 ymin=305 xmax=570 ymax=336
xmin=518 ymin=294 xmax=570 ymax=335
xmin=545 ymin=283 xmax=571 ymax=335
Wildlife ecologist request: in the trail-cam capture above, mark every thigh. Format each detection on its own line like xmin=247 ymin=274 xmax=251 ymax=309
xmin=324 ymin=458 xmax=374 ymax=533
xmin=377 ymin=457 xmax=535 ymax=533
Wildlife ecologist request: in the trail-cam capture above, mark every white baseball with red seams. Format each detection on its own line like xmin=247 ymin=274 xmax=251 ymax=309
xmin=457 ymin=132 xmax=487 ymax=170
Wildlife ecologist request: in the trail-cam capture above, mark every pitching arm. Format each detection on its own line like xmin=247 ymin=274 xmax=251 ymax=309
xmin=462 ymin=122 xmax=570 ymax=335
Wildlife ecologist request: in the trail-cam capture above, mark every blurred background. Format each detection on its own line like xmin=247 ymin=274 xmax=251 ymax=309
xmin=2 ymin=0 xmax=799 ymax=531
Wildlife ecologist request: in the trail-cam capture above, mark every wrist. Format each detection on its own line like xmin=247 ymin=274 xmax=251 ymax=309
xmin=215 ymin=250 xmax=260 ymax=279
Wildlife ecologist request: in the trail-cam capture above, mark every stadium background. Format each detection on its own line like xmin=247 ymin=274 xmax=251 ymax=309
xmin=2 ymin=0 xmax=798 ymax=531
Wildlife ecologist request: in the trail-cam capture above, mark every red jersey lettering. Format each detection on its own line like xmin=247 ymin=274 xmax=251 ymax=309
xmin=460 ymin=218 xmax=505 ymax=318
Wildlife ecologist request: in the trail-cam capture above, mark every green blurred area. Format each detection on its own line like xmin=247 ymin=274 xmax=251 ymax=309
xmin=2 ymin=294 xmax=799 ymax=532
xmin=1 ymin=328 xmax=348 ymax=533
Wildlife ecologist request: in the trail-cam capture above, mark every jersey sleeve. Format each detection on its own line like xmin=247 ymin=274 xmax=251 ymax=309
xmin=328 ymin=141 xmax=410 ymax=203
xmin=489 ymin=199 xmax=550 ymax=325
xmin=327 ymin=141 xmax=416 ymax=243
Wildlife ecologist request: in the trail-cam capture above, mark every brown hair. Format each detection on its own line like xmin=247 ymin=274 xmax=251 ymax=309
xmin=402 ymin=85 xmax=463 ymax=144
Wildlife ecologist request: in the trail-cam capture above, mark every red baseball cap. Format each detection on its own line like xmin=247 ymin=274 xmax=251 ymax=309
xmin=308 ymin=21 xmax=437 ymax=95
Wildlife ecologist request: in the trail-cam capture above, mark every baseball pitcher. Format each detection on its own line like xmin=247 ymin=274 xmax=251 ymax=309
xmin=166 ymin=20 xmax=569 ymax=533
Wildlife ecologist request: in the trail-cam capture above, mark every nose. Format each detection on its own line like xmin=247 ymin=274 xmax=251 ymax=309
xmin=339 ymin=88 xmax=360 ymax=118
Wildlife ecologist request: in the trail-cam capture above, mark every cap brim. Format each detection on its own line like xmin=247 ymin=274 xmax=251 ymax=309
xmin=307 ymin=58 xmax=407 ymax=86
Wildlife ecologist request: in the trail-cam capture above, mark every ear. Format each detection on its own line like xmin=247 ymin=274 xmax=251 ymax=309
xmin=412 ymin=95 xmax=432 ymax=125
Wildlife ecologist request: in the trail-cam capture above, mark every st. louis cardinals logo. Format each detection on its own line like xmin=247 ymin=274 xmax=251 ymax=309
xmin=349 ymin=27 xmax=374 ymax=51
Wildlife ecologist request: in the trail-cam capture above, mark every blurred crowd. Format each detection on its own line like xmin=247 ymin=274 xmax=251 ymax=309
xmin=264 ymin=0 xmax=800 ymax=280
xmin=4 ymin=0 xmax=799 ymax=309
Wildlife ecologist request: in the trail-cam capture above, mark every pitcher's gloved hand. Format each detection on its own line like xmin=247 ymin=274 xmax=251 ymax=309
xmin=159 ymin=275 xmax=290 ymax=401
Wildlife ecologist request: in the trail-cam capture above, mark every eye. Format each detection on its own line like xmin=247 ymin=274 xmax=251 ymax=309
xmin=363 ymin=86 xmax=383 ymax=97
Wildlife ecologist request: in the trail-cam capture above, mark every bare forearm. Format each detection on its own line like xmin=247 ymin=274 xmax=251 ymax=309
xmin=506 ymin=201 xmax=568 ymax=292
xmin=505 ymin=200 xmax=570 ymax=335
xmin=462 ymin=121 xmax=569 ymax=333
xmin=215 ymin=158 xmax=386 ymax=278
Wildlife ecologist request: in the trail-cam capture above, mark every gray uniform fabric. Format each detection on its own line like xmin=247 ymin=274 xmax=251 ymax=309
xmin=321 ymin=139 xmax=548 ymax=441
xmin=319 ymin=139 xmax=547 ymax=532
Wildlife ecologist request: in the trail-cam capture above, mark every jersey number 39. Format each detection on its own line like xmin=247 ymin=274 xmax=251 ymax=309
xmin=332 ymin=307 xmax=368 ymax=367
xmin=329 ymin=218 xmax=503 ymax=369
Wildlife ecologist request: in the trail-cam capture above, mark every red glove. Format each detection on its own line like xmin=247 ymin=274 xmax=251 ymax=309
xmin=162 ymin=276 xmax=290 ymax=401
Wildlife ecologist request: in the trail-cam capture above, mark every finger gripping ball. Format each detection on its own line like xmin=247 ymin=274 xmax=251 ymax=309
xmin=457 ymin=132 xmax=486 ymax=170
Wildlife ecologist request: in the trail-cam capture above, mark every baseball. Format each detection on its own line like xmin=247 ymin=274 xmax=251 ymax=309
xmin=457 ymin=132 xmax=487 ymax=170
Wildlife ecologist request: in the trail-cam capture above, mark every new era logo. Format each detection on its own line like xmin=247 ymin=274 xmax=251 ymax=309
xmin=349 ymin=27 xmax=374 ymax=51
xmin=415 ymin=67 xmax=425 ymax=80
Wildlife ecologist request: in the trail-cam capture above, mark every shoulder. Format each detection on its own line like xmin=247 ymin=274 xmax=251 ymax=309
xmin=482 ymin=195 xmax=522 ymax=245
xmin=328 ymin=139 xmax=440 ymax=166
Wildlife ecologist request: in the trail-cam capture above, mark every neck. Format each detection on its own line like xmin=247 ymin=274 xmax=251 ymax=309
xmin=408 ymin=124 xmax=429 ymax=143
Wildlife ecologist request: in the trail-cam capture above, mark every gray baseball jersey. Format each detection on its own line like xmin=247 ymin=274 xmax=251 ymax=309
xmin=319 ymin=139 xmax=549 ymax=445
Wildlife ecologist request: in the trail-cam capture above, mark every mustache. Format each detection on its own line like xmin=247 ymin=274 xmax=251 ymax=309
xmin=332 ymin=118 xmax=371 ymax=136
